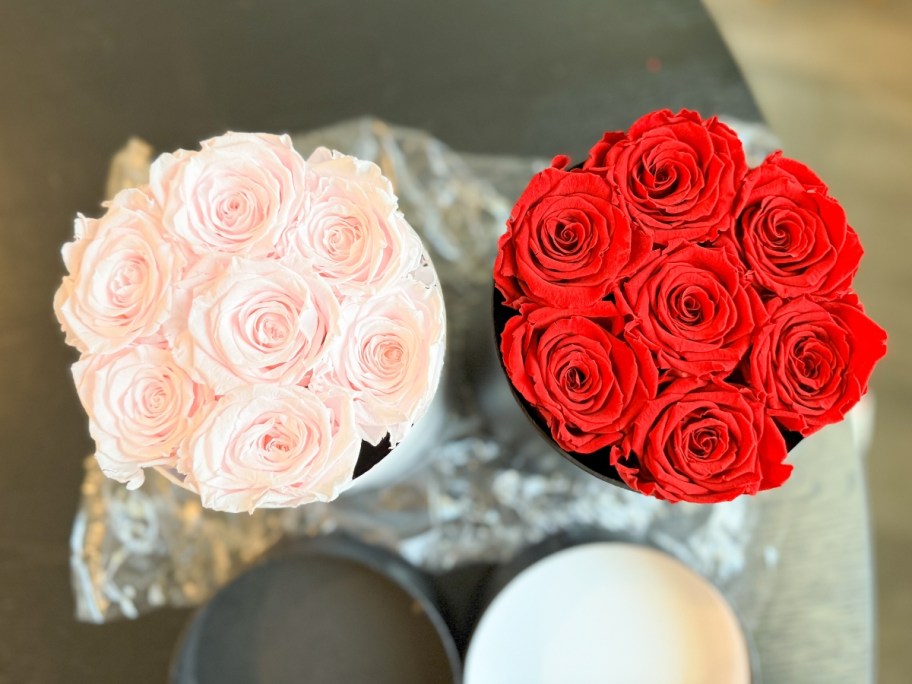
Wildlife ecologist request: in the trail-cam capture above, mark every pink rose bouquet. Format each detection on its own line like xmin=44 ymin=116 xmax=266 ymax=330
xmin=55 ymin=133 xmax=446 ymax=513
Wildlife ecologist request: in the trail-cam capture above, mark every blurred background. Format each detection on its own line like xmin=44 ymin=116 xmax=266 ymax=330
xmin=703 ymin=1 xmax=912 ymax=681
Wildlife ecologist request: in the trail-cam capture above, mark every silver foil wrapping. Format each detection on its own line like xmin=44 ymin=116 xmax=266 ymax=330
xmin=71 ymin=117 xmax=785 ymax=629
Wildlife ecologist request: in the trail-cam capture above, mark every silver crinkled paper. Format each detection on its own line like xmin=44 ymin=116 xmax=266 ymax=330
xmin=71 ymin=117 xmax=784 ymax=629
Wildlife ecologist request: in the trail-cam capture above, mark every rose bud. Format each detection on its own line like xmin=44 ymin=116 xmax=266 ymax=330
xmin=745 ymin=294 xmax=887 ymax=435
xmin=173 ymin=257 xmax=339 ymax=394
xmin=494 ymin=167 xmax=651 ymax=309
xmin=72 ymin=345 xmax=210 ymax=489
xmin=614 ymin=377 xmax=792 ymax=503
xmin=313 ymin=279 xmax=446 ymax=447
xmin=150 ymin=132 xmax=308 ymax=259
xmin=734 ymin=151 xmax=862 ymax=299
xmin=500 ymin=303 xmax=658 ymax=454
xmin=617 ymin=241 xmax=765 ymax=378
xmin=54 ymin=207 xmax=183 ymax=355
xmin=280 ymin=147 xmax=424 ymax=299
xmin=603 ymin=109 xmax=747 ymax=244
xmin=178 ymin=385 xmax=360 ymax=513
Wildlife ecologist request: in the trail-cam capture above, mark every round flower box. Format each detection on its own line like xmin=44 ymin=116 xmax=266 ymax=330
xmin=55 ymin=133 xmax=447 ymax=513
xmin=491 ymin=110 xmax=886 ymax=504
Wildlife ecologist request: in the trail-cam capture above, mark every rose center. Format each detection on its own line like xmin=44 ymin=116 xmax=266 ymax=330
xmin=564 ymin=365 xmax=586 ymax=392
xmin=382 ymin=344 xmax=403 ymax=366
xmin=261 ymin=433 xmax=290 ymax=453
xmin=215 ymin=191 xmax=252 ymax=229
xmin=540 ymin=211 xmax=590 ymax=262
xmin=669 ymin=286 xmax=706 ymax=326
xmin=147 ymin=386 xmax=166 ymax=412
xmin=688 ymin=426 xmax=719 ymax=458
xmin=642 ymin=158 xmax=682 ymax=198
xmin=258 ymin=421 xmax=295 ymax=464
xmin=760 ymin=210 xmax=800 ymax=253
xmin=323 ymin=220 xmax=360 ymax=259
xmin=676 ymin=412 xmax=732 ymax=466
xmin=134 ymin=376 xmax=172 ymax=419
xmin=257 ymin=312 xmax=290 ymax=346
xmin=109 ymin=255 xmax=148 ymax=305
xmin=549 ymin=220 xmax=583 ymax=256
xmin=788 ymin=335 xmax=838 ymax=393
xmin=798 ymin=352 xmax=820 ymax=379
xmin=364 ymin=333 xmax=408 ymax=379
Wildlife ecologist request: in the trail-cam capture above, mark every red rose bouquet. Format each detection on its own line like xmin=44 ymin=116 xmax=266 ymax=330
xmin=493 ymin=109 xmax=886 ymax=504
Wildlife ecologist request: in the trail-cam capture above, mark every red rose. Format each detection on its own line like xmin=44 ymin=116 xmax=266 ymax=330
xmin=746 ymin=295 xmax=887 ymax=435
xmin=735 ymin=152 xmax=862 ymax=298
xmin=582 ymin=130 xmax=626 ymax=171
xmin=613 ymin=377 xmax=792 ymax=503
xmin=500 ymin=303 xmax=658 ymax=454
xmin=617 ymin=241 xmax=765 ymax=377
xmin=490 ymin=108 xmax=886 ymax=504
xmin=603 ymin=109 xmax=747 ymax=243
xmin=493 ymin=167 xmax=650 ymax=309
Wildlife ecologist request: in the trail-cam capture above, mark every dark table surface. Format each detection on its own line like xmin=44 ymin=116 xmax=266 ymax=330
xmin=0 ymin=1 xmax=773 ymax=682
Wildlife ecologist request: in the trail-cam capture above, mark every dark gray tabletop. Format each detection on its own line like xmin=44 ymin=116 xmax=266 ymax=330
xmin=0 ymin=1 xmax=831 ymax=682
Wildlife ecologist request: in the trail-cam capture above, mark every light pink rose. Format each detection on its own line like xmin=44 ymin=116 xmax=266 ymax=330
xmin=73 ymin=345 xmax=210 ymax=488
xmin=178 ymin=385 xmax=360 ymax=512
xmin=104 ymin=186 xmax=158 ymax=212
xmin=174 ymin=257 xmax=339 ymax=394
xmin=56 ymin=131 xmax=449 ymax=511
xmin=280 ymin=147 xmax=423 ymax=297
xmin=150 ymin=132 xmax=307 ymax=258
xmin=54 ymin=205 xmax=183 ymax=354
xmin=317 ymin=278 xmax=446 ymax=445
